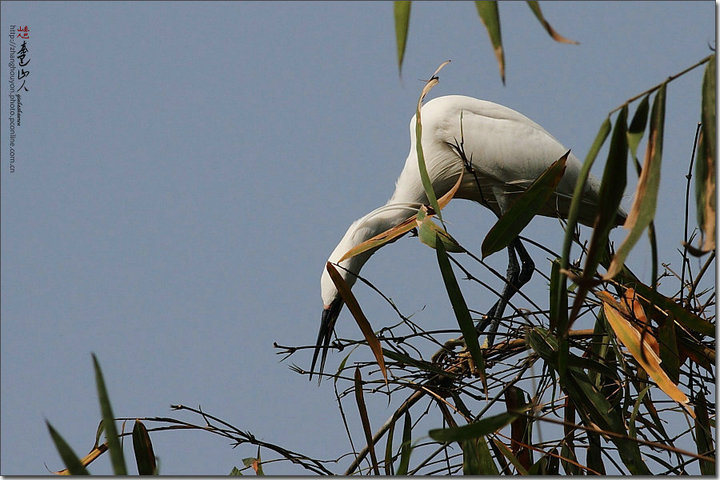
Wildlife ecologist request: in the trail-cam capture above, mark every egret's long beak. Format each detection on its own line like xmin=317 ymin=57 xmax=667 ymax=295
xmin=310 ymin=299 xmax=343 ymax=382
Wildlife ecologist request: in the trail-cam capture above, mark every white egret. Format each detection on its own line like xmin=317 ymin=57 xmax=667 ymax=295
xmin=312 ymin=95 xmax=625 ymax=378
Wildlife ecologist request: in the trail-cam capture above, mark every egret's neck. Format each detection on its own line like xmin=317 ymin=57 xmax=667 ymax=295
xmin=320 ymin=201 xmax=421 ymax=307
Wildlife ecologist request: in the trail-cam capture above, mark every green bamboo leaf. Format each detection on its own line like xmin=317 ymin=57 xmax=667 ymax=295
xmin=46 ymin=421 xmax=90 ymax=475
xmin=229 ymin=466 xmax=243 ymax=476
xmin=461 ymin=438 xmax=482 ymax=475
xmin=414 ymin=61 xmax=451 ymax=224
xmin=132 ymin=420 xmax=157 ymax=475
xmin=505 ymin=386 xmax=531 ymax=470
xmin=435 ymin=237 xmax=484 ymax=378
xmin=606 ymin=87 xmax=665 ymax=279
xmin=627 ymin=95 xmax=650 ymax=159
xmin=586 ymin=432 xmax=606 ymax=475
xmin=417 ymin=208 xmax=464 ymax=252
xmin=525 ymin=1 xmax=578 ymax=44
xmin=429 ymin=410 xmax=520 ymax=443
xmin=354 ymin=367 xmax=380 ymax=475
xmin=384 ymin=415 xmax=396 ymax=475
xmin=482 ymin=152 xmax=569 ymax=258
xmin=560 ymin=117 xmax=611 ymax=270
xmin=549 ymin=259 xmax=567 ymax=334
xmin=462 ymin=436 xmax=499 ymax=475
xmin=396 ymin=411 xmax=412 ymax=475
xmin=394 ymin=2 xmax=411 ymax=75
xmin=491 ymin=437 xmax=528 ymax=475
xmin=584 ymin=106 xmax=628 ymax=279
xmin=474 ymin=1 xmax=505 ymax=84
xmin=696 ymin=53 xmax=716 ymax=252
xmin=695 ymin=393 xmax=715 ymax=475
xmin=92 ymin=353 xmax=127 ymax=475
xmin=475 ymin=436 xmax=500 ymax=474
xmin=658 ymin=315 xmax=680 ymax=383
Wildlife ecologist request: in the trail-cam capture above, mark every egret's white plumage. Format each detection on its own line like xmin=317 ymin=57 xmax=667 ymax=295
xmin=313 ymin=95 xmax=623 ymax=378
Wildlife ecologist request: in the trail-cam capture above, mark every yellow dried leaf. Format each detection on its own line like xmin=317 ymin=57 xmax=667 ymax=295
xmin=602 ymin=296 xmax=694 ymax=418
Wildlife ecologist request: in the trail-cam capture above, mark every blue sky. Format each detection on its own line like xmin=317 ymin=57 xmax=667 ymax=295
xmin=1 ymin=1 xmax=715 ymax=475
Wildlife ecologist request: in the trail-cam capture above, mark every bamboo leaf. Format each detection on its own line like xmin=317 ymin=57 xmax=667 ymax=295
xmin=549 ymin=259 xmax=567 ymax=334
xmin=132 ymin=420 xmax=157 ymax=475
xmin=627 ymin=95 xmax=650 ymax=159
xmin=695 ymin=393 xmax=715 ymax=475
xmin=229 ymin=466 xmax=243 ymax=476
xmin=394 ymin=2 xmax=411 ymax=76
xmin=475 ymin=436 xmax=500 ymax=474
xmin=396 ymin=411 xmax=412 ymax=475
xmin=435 ymin=237 xmax=485 ymax=379
xmin=415 ymin=61 xmax=451 ymax=223
xmin=475 ymin=1 xmax=505 ymax=84
xmin=600 ymin=294 xmax=695 ymax=418
xmin=584 ymin=106 xmax=628 ymax=279
xmin=429 ymin=410 xmax=521 ymax=443
xmin=696 ymin=53 xmax=716 ymax=252
xmin=92 ymin=353 xmax=127 ymax=475
xmin=325 ymin=262 xmax=387 ymax=383
xmin=606 ymin=86 xmax=665 ymax=279
xmin=47 ymin=421 xmax=90 ymax=475
xmin=505 ymin=386 xmax=531 ymax=470
xmin=525 ymin=1 xmax=578 ymax=44
xmin=560 ymin=117 xmax=611 ymax=270
xmin=354 ymin=367 xmax=380 ymax=475
xmin=482 ymin=152 xmax=569 ymax=258
xmin=491 ymin=437 xmax=528 ymax=475
xmin=384 ymin=415 xmax=396 ymax=475
xmin=417 ymin=207 xmax=465 ymax=252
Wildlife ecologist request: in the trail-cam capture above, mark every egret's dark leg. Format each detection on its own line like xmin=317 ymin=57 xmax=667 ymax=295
xmin=477 ymin=237 xmax=534 ymax=346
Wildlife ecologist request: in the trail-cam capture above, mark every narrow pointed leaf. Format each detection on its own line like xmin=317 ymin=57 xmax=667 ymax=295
xmin=396 ymin=411 xmax=412 ymax=475
xmin=601 ymin=294 xmax=695 ymax=418
xmin=229 ymin=466 xmax=243 ymax=476
xmin=627 ymin=95 xmax=650 ymax=159
xmin=415 ymin=61 xmax=451 ymax=223
xmin=560 ymin=117 xmax=611 ymax=269
xmin=696 ymin=54 xmax=716 ymax=252
xmin=505 ymin=386 xmax=531 ymax=470
xmin=695 ymin=393 xmax=715 ymax=474
xmin=491 ymin=437 xmax=528 ymax=475
xmin=132 ymin=420 xmax=157 ymax=475
xmin=435 ymin=237 xmax=485 ymax=378
xmin=47 ymin=421 xmax=90 ymax=475
xmin=475 ymin=1 xmax=505 ymax=84
xmin=326 ymin=263 xmax=387 ymax=383
xmin=429 ymin=410 xmax=519 ymax=443
xmin=525 ymin=1 xmax=578 ymax=44
xmin=606 ymin=86 xmax=665 ymax=279
xmin=354 ymin=367 xmax=380 ymax=475
xmin=394 ymin=2 xmax=411 ymax=75
xmin=92 ymin=354 xmax=127 ymax=475
xmin=482 ymin=152 xmax=568 ymax=258
xmin=475 ymin=436 xmax=500 ymax=474
xmin=584 ymin=106 xmax=628 ymax=278
xmin=384 ymin=416 xmax=396 ymax=475
xmin=417 ymin=213 xmax=464 ymax=252
xmin=549 ymin=259 xmax=567 ymax=334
